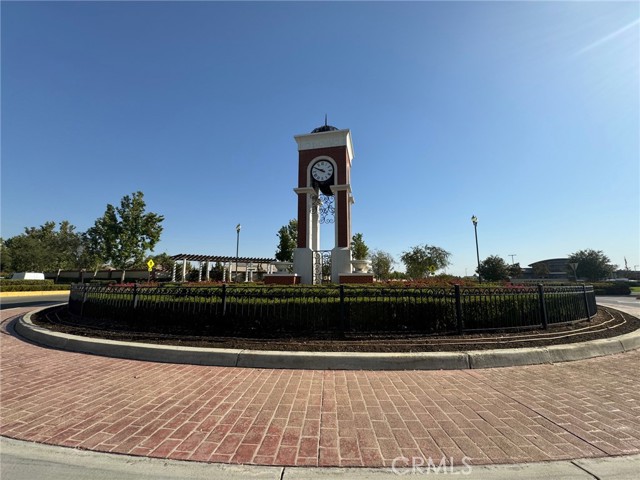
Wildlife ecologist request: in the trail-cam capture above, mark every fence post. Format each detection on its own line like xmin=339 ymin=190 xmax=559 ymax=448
xmin=537 ymin=284 xmax=548 ymax=329
xmin=80 ymin=283 xmax=88 ymax=320
xmin=582 ymin=284 xmax=591 ymax=320
xmin=221 ymin=284 xmax=227 ymax=316
xmin=339 ymin=285 xmax=346 ymax=337
xmin=132 ymin=283 xmax=138 ymax=310
xmin=455 ymin=285 xmax=463 ymax=335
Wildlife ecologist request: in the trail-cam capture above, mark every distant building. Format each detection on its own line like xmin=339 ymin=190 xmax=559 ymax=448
xmin=518 ymin=258 xmax=572 ymax=281
xmin=615 ymin=269 xmax=640 ymax=281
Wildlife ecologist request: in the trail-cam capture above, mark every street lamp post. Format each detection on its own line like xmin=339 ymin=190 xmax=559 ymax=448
xmin=235 ymin=224 xmax=241 ymax=282
xmin=471 ymin=215 xmax=481 ymax=283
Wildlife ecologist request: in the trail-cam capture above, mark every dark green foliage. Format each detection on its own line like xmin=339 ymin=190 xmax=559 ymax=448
xmin=148 ymin=253 xmax=175 ymax=273
xmin=209 ymin=262 xmax=225 ymax=281
xmin=2 ymin=279 xmax=54 ymax=286
xmin=351 ymin=233 xmax=369 ymax=260
xmin=401 ymin=245 xmax=451 ymax=279
xmin=477 ymin=255 xmax=510 ymax=282
xmin=592 ymin=282 xmax=631 ymax=295
xmin=0 ymin=238 xmax=11 ymax=274
xmin=3 ymin=221 xmax=85 ymax=272
xmin=0 ymin=279 xmax=70 ymax=292
xmin=370 ymin=250 xmax=395 ymax=280
xmin=86 ymin=192 xmax=164 ymax=271
xmin=275 ymin=220 xmax=297 ymax=262
xmin=567 ymin=249 xmax=616 ymax=281
xmin=508 ymin=263 xmax=522 ymax=278
xmin=4 ymin=194 xmax=165 ymax=277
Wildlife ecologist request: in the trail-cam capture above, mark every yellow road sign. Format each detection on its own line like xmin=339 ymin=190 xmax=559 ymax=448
xmin=147 ymin=259 xmax=155 ymax=271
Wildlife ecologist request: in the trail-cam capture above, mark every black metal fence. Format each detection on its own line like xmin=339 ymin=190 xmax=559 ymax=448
xmin=68 ymin=284 xmax=597 ymax=337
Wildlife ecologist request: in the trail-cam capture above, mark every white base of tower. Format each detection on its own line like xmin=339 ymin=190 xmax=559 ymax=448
xmin=331 ymin=247 xmax=352 ymax=284
xmin=293 ymin=248 xmax=314 ymax=285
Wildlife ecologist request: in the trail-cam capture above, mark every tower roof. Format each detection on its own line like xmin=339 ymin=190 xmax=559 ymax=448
xmin=311 ymin=115 xmax=338 ymax=133
xmin=311 ymin=123 xmax=338 ymax=133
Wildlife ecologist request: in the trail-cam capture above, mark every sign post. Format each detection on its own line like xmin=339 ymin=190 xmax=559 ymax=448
xmin=147 ymin=259 xmax=155 ymax=282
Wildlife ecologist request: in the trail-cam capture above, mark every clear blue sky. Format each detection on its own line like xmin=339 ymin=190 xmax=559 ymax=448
xmin=2 ymin=1 xmax=638 ymax=276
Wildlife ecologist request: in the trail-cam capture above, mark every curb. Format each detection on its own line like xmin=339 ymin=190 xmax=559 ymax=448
xmin=15 ymin=306 xmax=640 ymax=370
xmin=0 ymin=291 xmax=70 ymax=298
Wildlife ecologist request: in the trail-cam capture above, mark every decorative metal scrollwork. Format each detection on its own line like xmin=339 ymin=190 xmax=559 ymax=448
xmin=311 ymin=193 xmax=335 ymax=224
xmin=313 ymin=250 xmax=332 ymax=284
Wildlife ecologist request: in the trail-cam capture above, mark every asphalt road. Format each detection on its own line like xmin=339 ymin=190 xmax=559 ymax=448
xmin=596 ymin=294 xmax=640 ymax=317
xmin=0 ymin=293 xmax=69 ymax=310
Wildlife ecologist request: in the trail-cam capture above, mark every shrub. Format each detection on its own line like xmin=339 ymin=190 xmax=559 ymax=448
xmin=592 ymin=282 xmax=631 ymax=295
xmin=1 ymin=279 xmax=54 ymax=286
xmin=0 ymin=281 xmax=71 ymax=292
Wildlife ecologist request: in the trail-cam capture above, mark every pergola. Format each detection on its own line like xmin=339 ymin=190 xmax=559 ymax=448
xmin=170 ymin=254 xmax=275 ymax=282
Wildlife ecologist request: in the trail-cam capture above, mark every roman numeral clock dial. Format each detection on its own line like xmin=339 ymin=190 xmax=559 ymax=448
xmin=311 ymin=160 xmax=334 ymax=182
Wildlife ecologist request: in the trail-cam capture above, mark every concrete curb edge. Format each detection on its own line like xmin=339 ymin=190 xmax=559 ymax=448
xmin=0 ymin=290 xmax=70 ymax=298
xmin=14 ymin=306 xmax=640 ymax=370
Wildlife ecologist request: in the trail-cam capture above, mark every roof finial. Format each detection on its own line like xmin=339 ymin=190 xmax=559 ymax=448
xmin=310 ymin=116 xmax=338 ymax=134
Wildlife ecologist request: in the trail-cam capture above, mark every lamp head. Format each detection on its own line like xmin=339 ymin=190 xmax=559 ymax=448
xmin=236 ymin=224 xmax=241 ymax=233
xmin=471 ymin=215 xmax=478 ymax=226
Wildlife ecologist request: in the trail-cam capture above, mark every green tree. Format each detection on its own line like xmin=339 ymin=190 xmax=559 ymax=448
xmin=389 ymin=271 xmax=408 ymax=280
xmin=351 ymin=233 xmax=370 ymax=260
xmin=275 ymin=219 xmax=297 ymax=262
xmin=370 ymin=249 xmax=395 ymax=280
xmin=400 ymin=244 xmax=451 ymax=279
xmin=52 ymin=221 xmax=84 ymax=269
xmin=477 ymin=255 xmax=510 ymax=282
xmin=149 ymin=252 xmax=175 ymax=273
xmin=567 ymin=249 xmax=615 ymax=281
xmin=209 ymin=262 xmax=225 ymax=281
xmin=4 ymin=221 xmax=83 ymax=272
xmin=86 ymin=192 xmax=164 ymax=281
xmin=508 ymin=262 xmax=522 ymax=279
xmin=0 ymin=238 xmax=12 ymax=273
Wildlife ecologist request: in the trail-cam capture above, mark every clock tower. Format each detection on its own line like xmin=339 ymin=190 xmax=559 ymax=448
xmin=293 ymin=121 xmax=355 ymax=284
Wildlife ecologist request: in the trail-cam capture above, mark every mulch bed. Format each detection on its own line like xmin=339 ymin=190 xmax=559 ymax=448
xmin=30 ymin=305 xmax=640 ymax=353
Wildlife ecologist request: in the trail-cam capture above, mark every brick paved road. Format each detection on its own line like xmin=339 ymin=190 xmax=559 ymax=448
xmin=1 ymin=308 xmax=639 ymax=468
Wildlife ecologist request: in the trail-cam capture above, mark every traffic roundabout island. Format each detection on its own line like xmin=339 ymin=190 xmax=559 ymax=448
xmin=16 ymin=304 xmax=640 ymax=370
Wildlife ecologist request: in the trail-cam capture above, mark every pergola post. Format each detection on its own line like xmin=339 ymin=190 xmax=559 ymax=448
xmin=169 ymin=254 xmax=273 ymax=284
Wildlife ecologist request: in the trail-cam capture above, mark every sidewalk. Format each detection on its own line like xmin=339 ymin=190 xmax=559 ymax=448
xmin=1 ymin=305 xmax=640 ymax=478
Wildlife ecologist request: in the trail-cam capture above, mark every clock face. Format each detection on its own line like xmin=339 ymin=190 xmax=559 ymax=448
xmin=311 ymin=160 xmax=334 ymax=182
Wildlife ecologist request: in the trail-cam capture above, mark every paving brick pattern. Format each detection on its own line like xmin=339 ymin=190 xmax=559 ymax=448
xmin=1 ymin=308 xmax=639 ymax=468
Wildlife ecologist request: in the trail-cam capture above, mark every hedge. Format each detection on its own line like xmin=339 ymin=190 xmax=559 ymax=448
xmin=592 ymin=282 xmax=632 ymax=295
xmin=1 ymin=279 xmax=55 ymax=286
xmin=0 ymin=279 xmax=71 ymax=292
